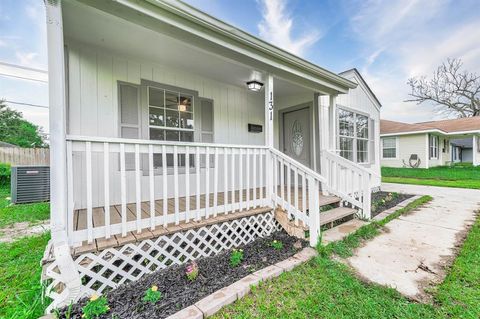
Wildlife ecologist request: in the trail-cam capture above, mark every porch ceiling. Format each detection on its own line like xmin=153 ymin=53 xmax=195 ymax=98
xmin=63 ymin=0 xmax=346 ymax=96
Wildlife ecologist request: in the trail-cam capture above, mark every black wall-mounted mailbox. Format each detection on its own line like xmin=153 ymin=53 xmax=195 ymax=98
xmin=248 ymin=123 xmax=263 ymax=133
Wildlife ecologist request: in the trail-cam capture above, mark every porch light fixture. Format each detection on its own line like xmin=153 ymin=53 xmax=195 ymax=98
xmin=246 ymin=80 xmax=263 ymax=92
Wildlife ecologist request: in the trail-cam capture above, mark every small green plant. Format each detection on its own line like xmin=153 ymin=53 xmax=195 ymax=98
xmin=271 ymin=240 xmax=283 ymax=250
xmin=0 ymin=163 xmax=10 ymax=186
xmin=143 ymin=285 xmax=162 ymax=304
xmin=185 ymin=261 xmax=199 ymax=281
xmin=81 ymin=294 xmax=109 ymax=319
xmin=230 ymin=248 xmax=244 ymax=267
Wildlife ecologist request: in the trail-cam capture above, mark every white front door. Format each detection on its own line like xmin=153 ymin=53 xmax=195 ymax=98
xmin=283 ymin=107 xmax=311 ymax=167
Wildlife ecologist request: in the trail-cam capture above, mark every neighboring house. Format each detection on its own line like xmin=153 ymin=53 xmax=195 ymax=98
xmin=380 ymin=117 xmax=480 ymax=168
xmin=42 ymin=0 xmax=380 ymax=311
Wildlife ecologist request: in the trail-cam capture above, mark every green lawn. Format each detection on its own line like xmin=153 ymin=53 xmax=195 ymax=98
xmin=382 ymin=165 xmax=480 ymax=189
xmin=0 ymin=185 xmax=50 ymax=228
xmin=0 ymin=233 xmax=50 ymax=319
xmin=215 ymin=196 xmax=480 ymax=319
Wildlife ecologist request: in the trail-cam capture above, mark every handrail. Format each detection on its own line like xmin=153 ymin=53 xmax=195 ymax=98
xmin=66 ymin=135 xmax=270 ymax=150
xmin=327 ymin=149 xmax=381 ymax=179
xmin=270 ymin=148 xmax=327 ymax=184
xmin=323 ymin=150 xmax=370 ymax=176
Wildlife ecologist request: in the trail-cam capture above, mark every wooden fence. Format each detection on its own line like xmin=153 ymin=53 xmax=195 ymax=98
xmin=0 ymin=147 xmax=49 ymax=166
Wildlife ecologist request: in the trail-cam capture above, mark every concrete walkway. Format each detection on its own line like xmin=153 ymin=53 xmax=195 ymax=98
xmin=348 ymin=183 xmax=479 ymax=301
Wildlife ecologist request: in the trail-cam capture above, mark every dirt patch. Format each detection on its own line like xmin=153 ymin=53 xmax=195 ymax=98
xmin=371 ymin=191 xmax=414 ymax=218
xmin=0 ymin=220 xmax=50 ymax=243
xmin=57 ymin=231 xmax=306 ymax=319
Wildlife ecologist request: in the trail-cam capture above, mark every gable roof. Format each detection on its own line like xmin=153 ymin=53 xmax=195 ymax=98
xmin=339 ymin=68 xmax=382 ymax=108
xmin=381 ymin=117 xmax=480 ymax=136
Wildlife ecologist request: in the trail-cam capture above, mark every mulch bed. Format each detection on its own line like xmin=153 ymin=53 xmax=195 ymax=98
xmin=57 ymin=231 xmax=306 ymax=319
xmin=371 ymin=191 xmax=414 ymax=218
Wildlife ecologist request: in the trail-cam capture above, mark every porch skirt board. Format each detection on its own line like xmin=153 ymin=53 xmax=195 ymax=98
xmin=42 ymin=210 xmax=280 ymax=312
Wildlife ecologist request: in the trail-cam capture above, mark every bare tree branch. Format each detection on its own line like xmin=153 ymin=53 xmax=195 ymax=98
xmin=405 ymin=58 xmax=480 ymax=117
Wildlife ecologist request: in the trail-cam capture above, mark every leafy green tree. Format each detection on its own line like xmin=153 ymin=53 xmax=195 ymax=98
xmin=0 ymin=100 xmax=46 ymax=147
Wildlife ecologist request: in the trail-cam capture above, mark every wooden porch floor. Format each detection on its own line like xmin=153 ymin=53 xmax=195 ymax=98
xmin=73 ymin=187 xmax=340 ymax=255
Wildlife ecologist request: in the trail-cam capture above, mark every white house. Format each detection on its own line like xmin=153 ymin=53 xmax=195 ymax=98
xmin=42 ymin=0 xmax=381 ymax=312
xmin=380 ymin=118 xmax=480 ymax=168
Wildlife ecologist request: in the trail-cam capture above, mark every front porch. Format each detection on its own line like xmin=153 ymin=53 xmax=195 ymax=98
xmin=43 ymin=0 xmax=373 ymax=312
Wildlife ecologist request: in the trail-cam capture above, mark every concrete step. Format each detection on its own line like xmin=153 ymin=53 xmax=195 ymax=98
xmin=321 ymin=219 xmax=368 ymax=244
xmin=319 ymin=195 xmax=341 ymax=207
xmin=320 ymin=207 xmax=356 ymax=226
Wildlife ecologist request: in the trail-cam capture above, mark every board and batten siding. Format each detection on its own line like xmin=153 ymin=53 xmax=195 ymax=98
xmin=381 ymin=134 xmax=428 ymax=168
xmin=66 ymin=42 xmax=266 ymax=209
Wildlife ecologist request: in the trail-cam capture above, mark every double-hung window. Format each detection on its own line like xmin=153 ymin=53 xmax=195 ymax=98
xmin=382 ymin=137 xmax=397 ymax=159
xmin=148 ymin=87 xmax=194 ymax=142
xmin=429 ymin=134 xmax=439 ymax=159
xmin=338 ymin=108 xmax=371 ymax=163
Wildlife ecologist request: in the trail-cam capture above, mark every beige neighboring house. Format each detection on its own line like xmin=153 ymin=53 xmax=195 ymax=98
xmin=380 ymin=117 xmax=480 ymax=168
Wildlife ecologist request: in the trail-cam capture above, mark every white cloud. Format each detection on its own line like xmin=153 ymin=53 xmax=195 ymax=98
xmin=349 ymin=0 xmax=480 ymax=123
xmin=258 ymin=0 xmax=320 ymax=56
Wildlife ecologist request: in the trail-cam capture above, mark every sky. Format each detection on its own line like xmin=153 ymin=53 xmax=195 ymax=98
xmin=1 ymin=0 xmax=479 ymax=133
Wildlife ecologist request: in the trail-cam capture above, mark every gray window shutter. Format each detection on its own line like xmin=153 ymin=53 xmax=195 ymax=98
xmin=200 ymin=99 xmax=214 ymax=143
xmin=369 ymin=118 xmax=375 ymax=164
xmin=119 ymin=83 xmax=140 ymax=170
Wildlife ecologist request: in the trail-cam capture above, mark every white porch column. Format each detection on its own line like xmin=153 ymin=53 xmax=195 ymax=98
xmin=46 ymin=0 xmax=68 ymax=244
xmin=45 ymin=1 xmax=83 ymax=311
xmin=328 ymin=95 xmax=337 ymax=151
xmin=318 ymin=95 xmax=330 ymax=176
xmin=473 ymin=135 xmax=479 ymax=166
xmin=265 ymin=74 xmax=274 ymax=204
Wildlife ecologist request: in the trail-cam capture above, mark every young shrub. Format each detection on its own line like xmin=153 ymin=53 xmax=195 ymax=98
xmin=0 ymin=163 xmax=10 ymax=186
xmin=271 ymin=240 xmax=283 ymax=250
xmin=143 ymin=285 xmax=162 ymax=304
xmin=82 ymin=294 xmax=109 ymax=319
xmin=230 ymin=248 xmax=244 ymax=267
xmin=185 ymin=261 xmax=199 ymax=281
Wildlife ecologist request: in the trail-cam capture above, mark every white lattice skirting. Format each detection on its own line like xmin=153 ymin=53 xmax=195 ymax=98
xmin=43 ymin=211 xmax=279 ymax=311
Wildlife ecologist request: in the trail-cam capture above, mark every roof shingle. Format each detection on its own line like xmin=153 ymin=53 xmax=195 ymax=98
xmin=381 ymin=117 xmax=480 ymax=135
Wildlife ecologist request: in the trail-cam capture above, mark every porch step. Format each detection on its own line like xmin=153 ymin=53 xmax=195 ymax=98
xmin=320 ymin=207 xmax=356 ymax=226
xmin=319 ymin=195 xmax=341 ymax=207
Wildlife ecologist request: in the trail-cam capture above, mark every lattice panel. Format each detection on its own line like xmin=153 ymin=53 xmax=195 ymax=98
xmin=43 ymin=212 xmax=279 ymax=310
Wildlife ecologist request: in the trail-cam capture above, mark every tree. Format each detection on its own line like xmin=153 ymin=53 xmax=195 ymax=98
xmin=0 ymin=100 xmax=46 ymax=147
xmin=406 ymin=58 xmax=480 ymax=118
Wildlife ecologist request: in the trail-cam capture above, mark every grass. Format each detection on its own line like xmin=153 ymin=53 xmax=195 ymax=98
xmin=0 ymin=185 xmax=50 ymax=228
xmin=0 ymin=232 xmax=51 ymax=319
xmin=382 ymin=165 xmax=480 ymax=189
xmin=214 ymin=196 xmax=480 ymax=319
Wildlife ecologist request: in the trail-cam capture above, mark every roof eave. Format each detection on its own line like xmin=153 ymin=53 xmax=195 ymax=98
xmin=132 ymin=0 xmax=357 ymax=92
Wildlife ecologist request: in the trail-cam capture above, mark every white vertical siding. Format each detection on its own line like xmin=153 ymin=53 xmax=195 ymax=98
xmin=66 ymin=42 xmax=266 ymax=208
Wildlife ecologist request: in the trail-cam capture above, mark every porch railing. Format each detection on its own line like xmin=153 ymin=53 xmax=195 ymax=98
xmin=322 ymin=150 xmax=371 ymax=219
xmin=66 ymin=136 xmax=372 ymax=248
xmin=67 ymin=136 xmax=269 ymax=246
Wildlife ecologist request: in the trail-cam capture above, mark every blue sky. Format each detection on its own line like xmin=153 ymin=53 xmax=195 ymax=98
xmin=1 ymin=0 xmax=480 ymax=132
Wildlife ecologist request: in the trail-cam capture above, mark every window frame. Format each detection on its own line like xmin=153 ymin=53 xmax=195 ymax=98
xmin=337 ymin=106 xmax=372 ymax=164
xmin=381 ymin=137 xmax=398 ymax=159
xmin=147 ymin=86 xmax=195 ymax=143
xmin=429 ymin=134 xmax=439 ymax=160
